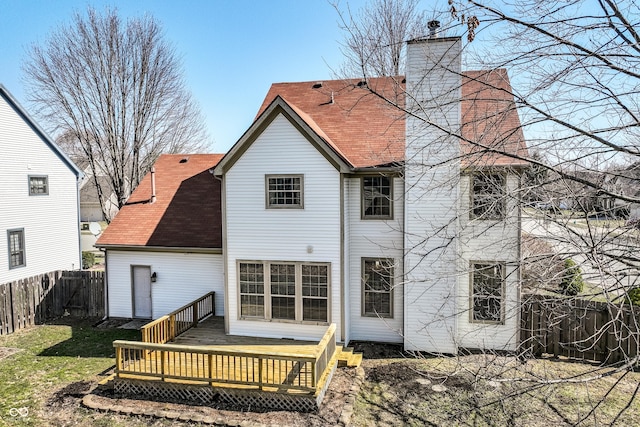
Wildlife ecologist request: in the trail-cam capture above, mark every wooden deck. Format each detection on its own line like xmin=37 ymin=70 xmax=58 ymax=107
xmin=111 ymin=293 xmax=343 ymax=411
xmin=113 ymin=302 xmax=339 ymax=411
xmin=173 ymin=316 xmax=317 ymax=350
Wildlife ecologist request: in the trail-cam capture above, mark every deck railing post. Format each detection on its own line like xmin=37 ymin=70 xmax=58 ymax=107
xmin=193 ymin=301 xmax=198 ymax=328
xmin=115 ymin=345 xmax=121 ymax=378
xmin=160 ymin=350 xmax=166 ymax=381
xmin=208 ymin=353 xmax=214 ymax=386
xmin=169 ymin=314 xmax=176 ymax=341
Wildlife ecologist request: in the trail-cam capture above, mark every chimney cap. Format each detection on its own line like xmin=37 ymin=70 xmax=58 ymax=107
xmin=428 ymin=20 xmax=441 ymax=38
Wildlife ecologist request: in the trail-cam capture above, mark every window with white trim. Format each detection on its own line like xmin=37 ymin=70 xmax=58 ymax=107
xmin=8 ymin=229 xmax=26 ymax=269
xmin=471 ymin=173 xmax=506 ymax=219
xmin=362 ymin=176 xmax=392 ymax=219
xmin=29 ymin=175 xmax=49 ymax=195
xmin=238 ymin=261 xmax=329 ymax=323
xmin=471 ymin=262 xmax=504 ymax=323
xmin=362 ymin=258 xmax=394 ymax=317
xmin=266 ymin=175 xmax=303 ymax=208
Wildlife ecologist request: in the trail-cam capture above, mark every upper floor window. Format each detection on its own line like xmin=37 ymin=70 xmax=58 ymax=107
xmin=266 ymin=175 xmax=303 ymax=208
xmin=362 ymin=176 xmax=393 ymax=219
xmin=362 ymin=258 xmax=394 ymax=318
xmin=8 ymin=229 xmax=26 ymax=269
xmin=471 ymin=173 xmax=505 ymax=220
xmin=470 ymin=262 xmax=504 ymax=323
xmin=29 ymin=175 xmax=49 ymax=195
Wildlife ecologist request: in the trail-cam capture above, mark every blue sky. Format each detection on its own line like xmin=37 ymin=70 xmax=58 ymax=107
xmin=0 ymin=0 xmax=372 ymax=153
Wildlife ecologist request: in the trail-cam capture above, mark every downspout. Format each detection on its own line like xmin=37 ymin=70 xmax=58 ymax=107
xmin=101 ymin=248 xmax=109 ymax=321
xmin=340 ymin=173 xmax=345 ymax=343
xmin=75 ymin=174 xmax=83 ymax=271
xmin=213 ymin=172 xmax=229 ymax=333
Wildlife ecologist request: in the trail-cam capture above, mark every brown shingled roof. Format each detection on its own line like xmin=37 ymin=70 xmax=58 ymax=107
xmin=257 ymin=70 xmax=528 ymax=168
xmin=96 ymin=154 xmax=223 ymax=249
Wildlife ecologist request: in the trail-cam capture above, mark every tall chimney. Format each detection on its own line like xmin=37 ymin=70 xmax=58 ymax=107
xmin=150 ymin=167 xmax=157 ymax=204
xmin=403 ymin=35 xmax=462 ymax=353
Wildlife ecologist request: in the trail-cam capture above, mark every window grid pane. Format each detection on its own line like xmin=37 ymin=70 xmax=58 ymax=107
xmin=29 ymin=176 xmax=48 ymax=195
xmin=302 ymin=265 xmax=328 ymax=321
xmin=271 ymin=264 xmax=296 ymax=320
xmin=268 ymin=176 xmax=302 ymax=207
xmin=472 ymin=263 xmax=503 ymax=322
xmin=472 ymin=174 xmax=505 ymax=219
xmin=239 ymin=263 xmax=264 ymax=317
xmin=8 ymin=230 xmax=25 ymax=268
xmin=363 ymin=176 xmax=391 ymax=218
xmin=363 ymin=259 xmax=393 ymax=317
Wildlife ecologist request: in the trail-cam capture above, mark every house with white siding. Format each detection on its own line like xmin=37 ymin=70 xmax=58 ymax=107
xmin=0 ymin=85 xmax=82 ymax=283
xmin=97 ymin=34 xmax=528 ymax=353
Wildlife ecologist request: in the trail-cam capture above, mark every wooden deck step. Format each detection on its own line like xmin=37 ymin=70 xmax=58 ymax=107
xmin=337 ymin=347 xmax=363 ymax=368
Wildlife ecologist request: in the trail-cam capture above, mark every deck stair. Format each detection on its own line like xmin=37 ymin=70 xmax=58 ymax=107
xmin=337 ymin=347 xmax=363 ymax=368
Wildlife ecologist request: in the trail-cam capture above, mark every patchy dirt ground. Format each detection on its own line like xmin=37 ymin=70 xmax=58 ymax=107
xmin=0 ymin=346 xmax=21 ymax=360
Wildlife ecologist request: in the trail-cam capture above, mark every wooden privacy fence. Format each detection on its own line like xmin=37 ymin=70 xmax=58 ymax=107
xmin=114 ymin=323 xmax=338 ymax=395
xmin=520 ymin=294 xmax=640 ymax=364
xmin=0 ymin=270 xmax=104 ymax=335
xmin=141 ymin=292 xmax=215 ymax=344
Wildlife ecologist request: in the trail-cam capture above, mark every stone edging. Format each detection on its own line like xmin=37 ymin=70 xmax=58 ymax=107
xmin=337 ymin=366 xmax=365 ymax=427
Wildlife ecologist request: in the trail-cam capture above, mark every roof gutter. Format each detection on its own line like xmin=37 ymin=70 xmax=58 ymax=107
xmin=95 ymin=244 xmax=222 ymax=254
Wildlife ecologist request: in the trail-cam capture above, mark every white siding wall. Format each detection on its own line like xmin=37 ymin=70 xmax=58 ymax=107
xmin=457 ymin=174 xmax=520 ymax=350
xmin=347 ymin=177 xmax=404 ymax=343
xmin=224 ymin=114 xmax=341 ymax=341
xmin=0 ymin=94 xmax=80 ymax=283
xmin=106 ymin=250 xmax=224 ymax=319
xmin=404 ymin=38 xmax=462 ymax=353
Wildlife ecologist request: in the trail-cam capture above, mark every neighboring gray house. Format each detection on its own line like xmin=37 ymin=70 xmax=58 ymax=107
xmin=77 ymin=161 xmax=119 ymax=223
xmin=0 ymin=85 xmax=82 ymax=282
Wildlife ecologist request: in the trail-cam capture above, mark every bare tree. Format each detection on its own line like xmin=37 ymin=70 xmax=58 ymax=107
xmin=332 ymin=0 xmax=430 ymax=77
xmin=335 ymin=0 xmax=640 ymax=423
xmin=23 ymin=7 xmax=210 ymax=221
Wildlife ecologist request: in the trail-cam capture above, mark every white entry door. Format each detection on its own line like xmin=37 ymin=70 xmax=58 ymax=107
xmin=132 ymin=265 xmax=152 ymax=318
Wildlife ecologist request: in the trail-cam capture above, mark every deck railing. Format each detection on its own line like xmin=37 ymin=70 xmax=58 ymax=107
xmin=113 ymin=323 xmax=337 ymax=394
xmin=141 ymin=292 xmax=215 ymax=344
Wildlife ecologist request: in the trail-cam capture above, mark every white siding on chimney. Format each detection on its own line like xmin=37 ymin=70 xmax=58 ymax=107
xmin=404 ymin=37 xmax=462 ymax=353
xmin=347 ymin=176 xmax=404 ymax=343
xmin=224 ymin=114 xmax=342 ymax=341
xmin=106 ymin=250 xmax=224 ymax=319
xmin=0 ymin=92 xmax=80 ymax=283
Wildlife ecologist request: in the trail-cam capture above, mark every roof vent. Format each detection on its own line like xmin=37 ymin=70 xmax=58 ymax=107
xmin=179 ymin=157 xmax=189 ymax=164
xmin=357 ymin=80 xmax=367 ymax=87
xmin=312 ymin=82 xmax=323 ymax=89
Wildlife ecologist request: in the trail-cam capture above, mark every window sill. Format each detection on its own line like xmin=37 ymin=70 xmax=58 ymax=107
xmin=238 ymin=316 xmax=329 ymax=327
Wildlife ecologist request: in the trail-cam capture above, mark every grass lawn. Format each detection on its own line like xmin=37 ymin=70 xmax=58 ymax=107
xmin=0 ymin=318 xmax=163 ymax=426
